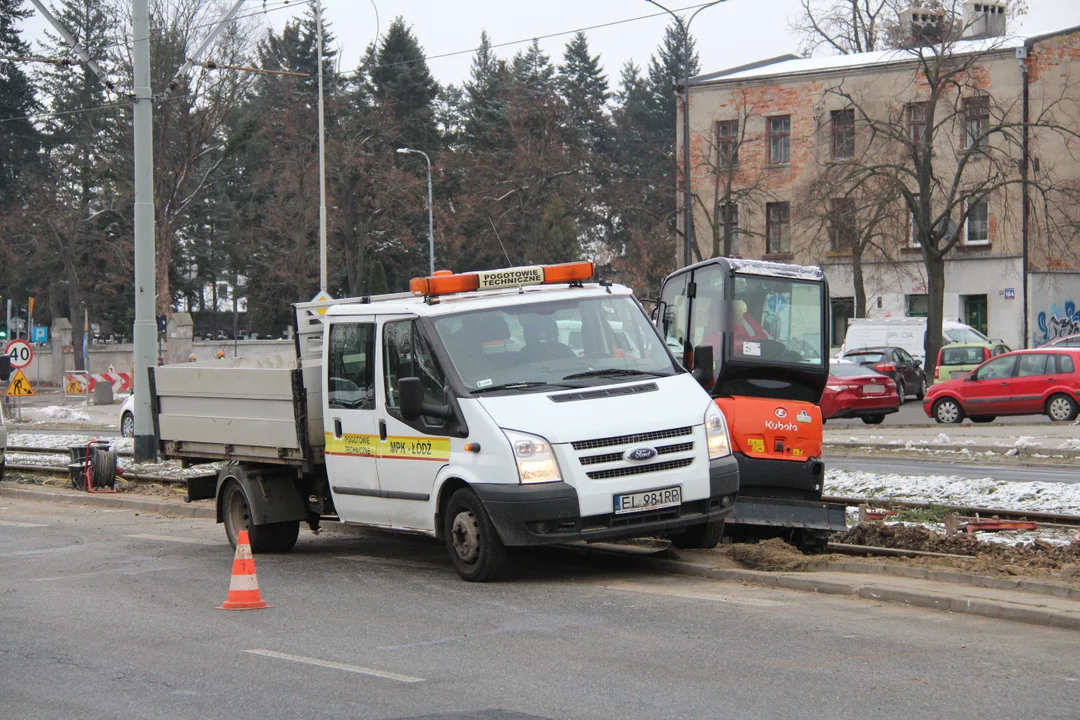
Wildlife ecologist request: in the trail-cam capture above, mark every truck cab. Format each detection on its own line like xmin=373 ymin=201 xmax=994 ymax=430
xmin=156 ymin=262 xmax=739 ymax=581
xmin=657 ymin=258 xmax=845 ymax=550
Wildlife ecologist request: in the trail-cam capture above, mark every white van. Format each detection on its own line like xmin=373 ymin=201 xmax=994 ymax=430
xmin=154 ymin=262 xmax=740 ymax=581
xmin=840 ymin=317 xmax=992 ymax=361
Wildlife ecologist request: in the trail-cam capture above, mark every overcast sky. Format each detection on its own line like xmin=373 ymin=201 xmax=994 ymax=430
xmin=18 ymin=0 xmax=1080 ymax=89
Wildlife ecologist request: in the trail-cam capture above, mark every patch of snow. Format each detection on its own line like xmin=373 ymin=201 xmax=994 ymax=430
xmin=10 ymin=433 xmax=134 ymax=453
xmin=1058 ymin=439 xmax=1080 ymax=451
xmin=889 ymin=440 xmax=903 ymax=446
xmin=39 ymin=406 xmax=91 ymax=422
xmin=1012 ymin=436 xmax=1044 ymax=449
xmin=826 ymin=468 xmax=1080 ymax=515
xmin=931 ymin=433 xmax=951 ymax=445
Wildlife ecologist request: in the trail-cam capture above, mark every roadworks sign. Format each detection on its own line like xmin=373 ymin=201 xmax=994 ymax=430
xmin=6 ymin=369 xmax=35 ymax=397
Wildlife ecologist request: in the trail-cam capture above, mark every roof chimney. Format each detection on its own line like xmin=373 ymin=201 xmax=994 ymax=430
xmin=963 ymin=2 xmax=1007 ymax=39
xmin=901 ymin=7 xmax=949 ymax=47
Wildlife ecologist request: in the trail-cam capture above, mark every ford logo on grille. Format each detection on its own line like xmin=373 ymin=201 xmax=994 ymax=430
xmin=625 ymin=447 xmax=658 ymax=462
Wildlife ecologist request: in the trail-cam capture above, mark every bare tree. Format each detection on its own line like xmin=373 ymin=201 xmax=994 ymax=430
xmin=817 ymin=30 xmax=1080 ymax=375
xmin=789 ymin=0 xmax=1027 ymax=56
xmin=691 ymin=92 xmax=776 ymax=259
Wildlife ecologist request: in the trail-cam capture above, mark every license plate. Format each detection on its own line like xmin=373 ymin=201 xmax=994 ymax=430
xmin=862 ymin=384 xmax=885 ymax=394
xmin=614 ymin=486 xmax=682 ymax=515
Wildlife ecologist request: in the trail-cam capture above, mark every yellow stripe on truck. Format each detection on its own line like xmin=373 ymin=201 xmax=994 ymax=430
xmin=325 ymin=432 xmax=450 ymax=462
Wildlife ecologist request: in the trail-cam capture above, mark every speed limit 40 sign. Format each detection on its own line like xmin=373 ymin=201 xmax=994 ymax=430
xmin=5 ymin=339 xmax=33 ymax=369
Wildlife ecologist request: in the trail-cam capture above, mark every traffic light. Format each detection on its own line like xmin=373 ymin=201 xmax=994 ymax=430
xmin=0 ymin=327 xmax=7 ymax=340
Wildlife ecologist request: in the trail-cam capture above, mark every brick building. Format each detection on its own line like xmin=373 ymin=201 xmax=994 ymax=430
xmin=679 ymin=6 xmax=1080 ymax=349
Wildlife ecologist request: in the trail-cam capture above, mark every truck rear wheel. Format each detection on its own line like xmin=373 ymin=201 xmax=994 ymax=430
xmin=669 ymin=520 xmax=724 ymax=550
xmin=222 ymin=479 xmax=299 ymax=554
xmin=443 ymin=487 xmax=506 ymax=582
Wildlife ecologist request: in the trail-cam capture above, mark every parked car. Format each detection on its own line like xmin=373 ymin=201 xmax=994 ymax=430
xmin=933 ymin=342 xmax=1008 ymax=384
xmin=820 ymin=361 xmax=900 ymax=425
xmin=841 ymin=317 xmax=1004 ymax=362
xmin=119 ymin=394 xmax=135 ymax=437
xmin=840 ymin=346 xmax=926 ymax=403
xmin=1044 ymin=334 xmax=1080 ymax=348
xmin=923 ymin=348 xmax=1080 ymax=424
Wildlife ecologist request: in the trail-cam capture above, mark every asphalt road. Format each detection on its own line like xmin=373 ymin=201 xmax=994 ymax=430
xmin=825 ymin=398 xmax=1055 ymax=427
xmin=827 ymin=456 xmax=1080 ymax=484
xmin=2 ymin=497 xmax=1079 ymax=719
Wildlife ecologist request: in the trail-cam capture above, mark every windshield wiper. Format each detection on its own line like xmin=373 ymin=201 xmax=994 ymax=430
xmin=561 ymin=368 xmax=668 ymax=380
xmin=471 ymin=381 xmax=569 ymax=394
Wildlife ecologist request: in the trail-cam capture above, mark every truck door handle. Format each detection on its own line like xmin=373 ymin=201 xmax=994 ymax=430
xmin=334 ymin=418 xmax=342 ymax=438
xmin=379 ymin=420 xmax=387 ymax=441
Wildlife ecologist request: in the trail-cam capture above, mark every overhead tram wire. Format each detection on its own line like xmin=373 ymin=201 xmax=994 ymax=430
xmin=334 ymin=1 xmax=725 ymax=80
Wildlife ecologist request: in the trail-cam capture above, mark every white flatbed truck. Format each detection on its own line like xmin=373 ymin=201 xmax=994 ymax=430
xmin=151 ymin=262 xmax=739 ymax=581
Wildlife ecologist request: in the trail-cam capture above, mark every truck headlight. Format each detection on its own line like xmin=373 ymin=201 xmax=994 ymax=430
xmin=503 ymin=429 xmax=562 ymax=484
xmin=704 ymin=404 xmax=731 ymax=459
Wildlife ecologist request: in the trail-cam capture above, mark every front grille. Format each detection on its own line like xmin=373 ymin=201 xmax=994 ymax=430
xmin=571 ymin=426 xmax=693 ymax=452
xmin=586 ymin=457 xmax=693 ymax=480
xmin=579 ymin=440 xmax=694 ymax=467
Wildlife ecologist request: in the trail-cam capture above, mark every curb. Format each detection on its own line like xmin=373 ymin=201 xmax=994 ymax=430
xmin=0 ymin=483 xmax=215 ymax=519
xmin=822 ymin=559 xmax=1080 ymax=600
xmin=824 ymin=441 xmax=1080 ymax=458
xmin=637 ymin=556 xmax=1080 ymax=631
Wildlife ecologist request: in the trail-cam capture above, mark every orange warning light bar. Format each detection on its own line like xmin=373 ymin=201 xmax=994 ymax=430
xmin=410 ymin=261 xmax=596 ymax=297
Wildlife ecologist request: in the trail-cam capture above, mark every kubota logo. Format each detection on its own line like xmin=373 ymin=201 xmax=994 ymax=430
xmin=766 ymin=420 xmax=799 ymax=432
xmin=774 ymin=407 xmax=787 ymax=418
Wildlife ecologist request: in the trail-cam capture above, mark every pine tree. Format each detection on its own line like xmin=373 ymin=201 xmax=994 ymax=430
xmin=646 ymin=19 xmax=700 ymax=139
xmin=462 ymin=31 xmax=508 ymax=151
xmin=0 ymin=0 xmax=41 ymax=205
xmin=370 ymin=17 xmax=439 ymax=151
xmin=558 ymin=32 xmax=611 ymax=157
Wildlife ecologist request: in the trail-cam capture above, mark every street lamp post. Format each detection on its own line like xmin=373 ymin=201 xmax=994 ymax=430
xmin=646 ymin=0 xmax=723 ymax=267
xmin=397 ymin=147 xmax=435 ymax=275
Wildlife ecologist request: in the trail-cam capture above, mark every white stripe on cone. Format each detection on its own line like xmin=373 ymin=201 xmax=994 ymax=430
xmin=229 ymin=574 xmax=261 ymax=592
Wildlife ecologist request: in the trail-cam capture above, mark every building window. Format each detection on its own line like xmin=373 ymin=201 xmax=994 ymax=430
xmin=906 ymin=294 xmax=929 ymax=317
xmin=765 ymin=202 xmax=790 ymax=254
xmin=768 ymin=115 xmax=790 ymax=164
xmin=964 ymin=95 xmax=990 ymax=150
xmin=908 ymin=194 xmax=921 ymax=248
xmin=716 ymin=120 xmax=738 ymax=167
xmin=831 ymin=109 xmax=855 ymax=159
xmin=720 ymin=202 xmax=740 ymax=255
xmin=965 ymin=198 xmax=989 ymax=245
xmin=906 ymin=102 xmax=928 ymax=147
xmin=828 ymin=198 xmax=857 ymax=252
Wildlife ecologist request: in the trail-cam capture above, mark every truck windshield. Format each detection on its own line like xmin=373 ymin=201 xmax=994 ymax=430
xmin=432 ymin=295 xmax=678 ymax=393
xmin=730 ymin=274 xmax=825 ymax=365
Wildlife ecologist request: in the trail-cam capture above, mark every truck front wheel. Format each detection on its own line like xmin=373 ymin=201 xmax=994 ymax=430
xmin=443 ymin=487 xmax=506 ymax=582
xmin=668 ymin=519 xmax=724 ymax=549
xmin=221 ymin=479 xmax=299 ymax=554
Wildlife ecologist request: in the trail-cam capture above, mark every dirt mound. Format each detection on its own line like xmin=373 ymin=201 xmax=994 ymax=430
xmin=835 ymin=523 xmax=1080 ymax=570
xmin=728 ymin=538 xmax=828 ymax=572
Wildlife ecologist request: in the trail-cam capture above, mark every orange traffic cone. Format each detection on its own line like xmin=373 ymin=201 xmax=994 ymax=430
xmin=217 ymin=530 xmax=272 ymax=610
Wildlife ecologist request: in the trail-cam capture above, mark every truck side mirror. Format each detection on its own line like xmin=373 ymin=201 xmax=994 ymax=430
xmin=691 ymin=344 xmax=714 ymax=387
xmin=397 ymin=377 xmax=452 ymax=422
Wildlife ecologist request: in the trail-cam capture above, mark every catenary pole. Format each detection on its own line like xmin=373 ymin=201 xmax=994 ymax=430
xmin=316 ymin=0 xmax=328 ymax=291
xmin=132 ymin=0 xmax=156 ymax=461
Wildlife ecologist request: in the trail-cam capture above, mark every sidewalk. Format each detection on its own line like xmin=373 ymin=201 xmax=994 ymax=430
xmin=825 ymin=423 xmax=1080 ymax=457
xmin=4 ymin=480 xmax=1078 ymax=631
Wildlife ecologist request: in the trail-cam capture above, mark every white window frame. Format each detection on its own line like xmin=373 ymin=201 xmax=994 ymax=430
xmin=964 ymin=198 xmax=989 ymax=246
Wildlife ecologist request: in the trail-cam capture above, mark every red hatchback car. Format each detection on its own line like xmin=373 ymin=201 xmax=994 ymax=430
xmin=924 ymin=348 xmax=1080 ymax=424
xmin=821 ymin=362 xmax=900 ymax=425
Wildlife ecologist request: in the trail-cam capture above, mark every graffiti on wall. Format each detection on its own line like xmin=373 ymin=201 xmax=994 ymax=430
xmin=1036 ymin=301 xmax=1080 ymax=345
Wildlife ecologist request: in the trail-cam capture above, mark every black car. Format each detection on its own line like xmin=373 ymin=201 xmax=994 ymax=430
xmin=840 ymin=346 xmax=927 ymax=403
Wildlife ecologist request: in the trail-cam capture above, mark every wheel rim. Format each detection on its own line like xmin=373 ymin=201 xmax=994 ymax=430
xmin=227 ymin=486 xmax=250 ymax=540
xmin=937 ymin=401 xmax=959 ymax=423
xmin=1050 ymin=397 xmax=1072 ymax=420
xmin=122 ymin=415 xmax=134 ymax=437
xmin=451 ymin=510 xmax=481 ymax=565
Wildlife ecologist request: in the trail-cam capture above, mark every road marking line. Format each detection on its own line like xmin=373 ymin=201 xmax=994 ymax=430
xmin=125 ymin=533 xmax=222 ymax=546
xmin=0 ymin=520 xmax=47 ymax=528
xmin=244 ymin=649 xmax=424 ymax=683
xmin=336 ymin=555 xmax=448 ymax=571
xmin=596 ymin=579 xmax=790 ymax=607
